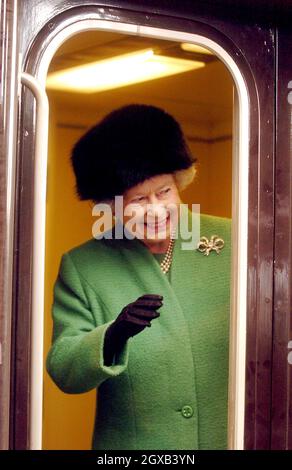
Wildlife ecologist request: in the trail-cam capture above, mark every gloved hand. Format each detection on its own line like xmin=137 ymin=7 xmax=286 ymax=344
xmin=103 ymin=294 xmax=163 ymax=366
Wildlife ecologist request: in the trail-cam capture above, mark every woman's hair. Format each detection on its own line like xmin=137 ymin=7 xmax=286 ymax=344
xmin=173 ymin=164 xmax=197 ymax=192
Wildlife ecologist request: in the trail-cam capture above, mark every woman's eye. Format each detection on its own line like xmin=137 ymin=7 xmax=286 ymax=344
xmin=160 ymin=188 xmax=171 ymax=195
xmin=132 ymin=196 xmax=145 ymax=203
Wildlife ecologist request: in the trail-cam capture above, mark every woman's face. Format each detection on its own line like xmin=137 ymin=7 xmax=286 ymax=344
xmin=116 ymin=173 xmax=181 ymax=245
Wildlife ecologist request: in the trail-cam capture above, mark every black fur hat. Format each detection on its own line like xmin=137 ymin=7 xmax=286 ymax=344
xmin=71 ymin=103 xmax=196 ymax=203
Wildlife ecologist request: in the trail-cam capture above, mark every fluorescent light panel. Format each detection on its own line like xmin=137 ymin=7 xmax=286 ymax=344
xmin=46 ymin=48 xmax=205 ymax=93
xmin=181 ymin=43 xmax=214 ymax=55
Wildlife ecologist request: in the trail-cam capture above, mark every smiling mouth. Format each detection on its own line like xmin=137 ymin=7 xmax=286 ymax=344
xmin=144 ymin=214 xmax=170 ymax=230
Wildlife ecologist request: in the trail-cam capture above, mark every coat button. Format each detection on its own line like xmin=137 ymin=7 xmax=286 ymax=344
xmin=181 ymin=405 xmax=194 ymax=418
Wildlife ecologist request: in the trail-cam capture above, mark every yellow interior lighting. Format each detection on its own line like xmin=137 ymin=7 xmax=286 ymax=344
xmin=180 ymin=43 xmax=214 ymax=55
xmin=46 ymin=48 xmax=205 ymax=93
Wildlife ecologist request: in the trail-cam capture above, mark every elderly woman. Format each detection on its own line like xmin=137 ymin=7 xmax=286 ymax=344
xmin=46 ymin=104 xmax=231 ymax=450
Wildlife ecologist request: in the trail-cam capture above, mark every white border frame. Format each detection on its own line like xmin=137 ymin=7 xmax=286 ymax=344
xmin=24 ymin=18 xmax=249 ymax=450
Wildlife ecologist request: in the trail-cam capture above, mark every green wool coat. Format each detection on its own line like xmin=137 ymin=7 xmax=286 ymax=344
xmin=46 ymin=210 xmax=231 ymax=450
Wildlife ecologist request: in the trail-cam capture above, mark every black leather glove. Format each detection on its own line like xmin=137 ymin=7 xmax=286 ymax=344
xmin=103 ymin=294 xmax=163 ymax=366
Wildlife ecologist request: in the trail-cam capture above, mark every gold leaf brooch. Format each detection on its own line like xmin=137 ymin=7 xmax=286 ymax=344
xmin=196 ymin=235 xmax=225 ymax=256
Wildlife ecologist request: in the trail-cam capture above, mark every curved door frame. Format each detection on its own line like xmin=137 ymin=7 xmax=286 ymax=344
xmin=11 ymin=4 xmax=274 ymax=450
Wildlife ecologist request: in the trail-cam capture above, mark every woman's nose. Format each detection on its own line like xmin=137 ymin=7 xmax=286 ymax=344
xmin=146 ymin=198 xmax=167 ymax=220
xmin=148 ymin=194 xmax=159 ymax=206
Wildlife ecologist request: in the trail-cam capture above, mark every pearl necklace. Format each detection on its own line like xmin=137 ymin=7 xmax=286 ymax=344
xmin=160 ymin=227 xmax=177 ymax=274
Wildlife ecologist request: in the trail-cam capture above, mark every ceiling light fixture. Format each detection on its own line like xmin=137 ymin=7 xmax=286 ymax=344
xmin=46 ymin=48 xmax=205 ymax=93
xmin=180 ymin=43 xmax=214 ymax=55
